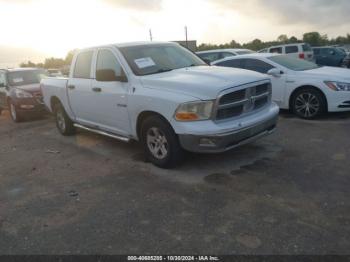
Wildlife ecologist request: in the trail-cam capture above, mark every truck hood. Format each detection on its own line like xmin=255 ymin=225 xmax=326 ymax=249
xmin=140 ymin=66 xmax=269 ymax=100
xmin=299 ymin=66 xmax=350 ymax=82
xmin=14 ymin=83 xmax=41 ymax=93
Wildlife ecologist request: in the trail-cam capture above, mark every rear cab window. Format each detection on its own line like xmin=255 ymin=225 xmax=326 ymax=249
xmin=73 ymin=51 xmax=94 ymax=79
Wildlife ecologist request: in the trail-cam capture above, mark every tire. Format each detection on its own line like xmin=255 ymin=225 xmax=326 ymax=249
xmin=292 ymin=88 xmax=326 ymax=119
xmin=53 ymin=102 xmax=75 ymax=136
xmin=8 ymin=101 xmax=22 ymax=123
xmin=141 ymin=116 xmax=184 ymax=168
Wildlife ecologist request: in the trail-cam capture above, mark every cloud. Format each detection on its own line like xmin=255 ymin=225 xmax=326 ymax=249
xmin=212 ymin=0 xmax=350 ymax=27
xmin=102 ymin=0 xmax=163 ymax=11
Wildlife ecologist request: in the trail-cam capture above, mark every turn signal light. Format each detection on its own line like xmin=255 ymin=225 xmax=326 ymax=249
xmin=175 ymin=112 xmax=199 ymax=121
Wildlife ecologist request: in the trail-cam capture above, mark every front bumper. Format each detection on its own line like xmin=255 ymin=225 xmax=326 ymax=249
xmin=12 ymin=97 xmax=47 ymax=114
xmin=179 ymin=110 xmax=278 ymax=153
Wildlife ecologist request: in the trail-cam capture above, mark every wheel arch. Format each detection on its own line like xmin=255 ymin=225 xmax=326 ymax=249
xmin=50 ymin=96 xmax=62 ymax=112
xmin=289 ymin=85 xmax=328 ymax=112
xmin=136 ymin=111 xmax=173 ymax=140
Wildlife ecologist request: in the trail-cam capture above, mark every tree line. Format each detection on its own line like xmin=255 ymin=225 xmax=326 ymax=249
xmin=20 ymin=50 xmax=76 ymax=69
xmin=197 ymin=32 xmax=350 ymax=51
xmin=20 ymin=31 xmax=350 ymax=69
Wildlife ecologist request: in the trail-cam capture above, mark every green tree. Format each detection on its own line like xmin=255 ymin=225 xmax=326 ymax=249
xmin=277 ymin=34 xmax=288 ymax=43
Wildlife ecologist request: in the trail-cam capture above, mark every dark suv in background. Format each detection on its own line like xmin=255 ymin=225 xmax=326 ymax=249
xmin=313 ymin=47 xmax=349 ymax=67
xmin=0 ymin=68 xmax=48 ymax=122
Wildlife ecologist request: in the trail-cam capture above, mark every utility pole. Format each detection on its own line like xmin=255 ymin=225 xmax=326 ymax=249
xmin=185 ymin=26 xmax=188 ymax=48
xmin=149 ymin=29 xmax=153 ymax=41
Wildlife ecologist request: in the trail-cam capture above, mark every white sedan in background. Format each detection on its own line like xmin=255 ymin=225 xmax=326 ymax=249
xmin=213 ymin=54 xmax=350 ymax=119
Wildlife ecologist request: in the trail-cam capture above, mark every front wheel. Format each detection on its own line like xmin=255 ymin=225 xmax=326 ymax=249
xmin=54 ymin=103 xmax=75 ymax=136
xmin=9 ymin=101 xmax=22 ymax=123
xmin=292 ymin=88 xmax=326 ymax=119
xmin=141 ymin=116 xmax=184 ymax=168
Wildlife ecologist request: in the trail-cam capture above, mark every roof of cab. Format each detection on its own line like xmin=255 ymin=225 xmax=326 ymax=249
xmin=77 ymin=41 xmax=178 ymax=51
xmin=0 ymin=67 xmax=43 ymax=72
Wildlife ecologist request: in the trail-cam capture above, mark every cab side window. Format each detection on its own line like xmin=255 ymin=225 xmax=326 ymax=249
xmin=73 ymin=51 xmax=93 ymax=79
xmin=96 ymin=49 xmax=124 ymax=78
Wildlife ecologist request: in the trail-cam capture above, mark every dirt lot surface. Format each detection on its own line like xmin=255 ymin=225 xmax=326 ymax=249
xmin=0 ymin=110 xmax=349 ymax=255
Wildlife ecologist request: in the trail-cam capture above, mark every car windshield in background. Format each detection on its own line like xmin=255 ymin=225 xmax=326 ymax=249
xmin=8 ymin=70 xmax=48 ymax=86
xmin=236 ymin=50 xmax=255 ymax=55
xmin=118 ymin=44 xmax=207 ymax=76
xmin=268 ymin=55 xmax=320 ymax=71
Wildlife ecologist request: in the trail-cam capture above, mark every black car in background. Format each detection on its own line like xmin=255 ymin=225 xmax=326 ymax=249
xmin=0 ymin=68 xmax=48 ymax=122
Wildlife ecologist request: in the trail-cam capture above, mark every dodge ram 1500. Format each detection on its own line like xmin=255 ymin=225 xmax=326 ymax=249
xmin=41 ymin=42 xmax=279 ymax=168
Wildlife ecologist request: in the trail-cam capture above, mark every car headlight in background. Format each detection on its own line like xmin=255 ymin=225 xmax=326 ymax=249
xmin=175 ymin=101 xmax=214 ymax=121
xmin=325 ymin=81 xmax=350 ymax=91
xmin=14 ymin=89 xmax=33 ymax=98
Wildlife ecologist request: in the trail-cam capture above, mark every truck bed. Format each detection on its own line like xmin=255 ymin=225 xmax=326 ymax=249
xmin=41 ymin=77 xmax=69 ymax=113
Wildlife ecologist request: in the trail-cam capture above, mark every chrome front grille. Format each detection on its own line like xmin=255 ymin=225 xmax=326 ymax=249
xmin=215 ymin=82 xmax=271 ymax=121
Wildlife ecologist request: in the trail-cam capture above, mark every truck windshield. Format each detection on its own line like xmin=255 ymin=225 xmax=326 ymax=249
xmin=118 ymin=44 xmax=207 ymax=76
xmin=268 ymin=55 xmax=320 ymax=71
xmin=8 ymin=70 xmax=48 ymax=86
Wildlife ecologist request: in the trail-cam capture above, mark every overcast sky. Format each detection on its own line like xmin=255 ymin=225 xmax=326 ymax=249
xmin=0 ymin=0 xmax=349 ymax=63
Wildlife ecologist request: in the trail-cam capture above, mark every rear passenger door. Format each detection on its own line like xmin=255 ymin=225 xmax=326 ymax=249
xmin=67 ymin=50 xmax=94 ymax=125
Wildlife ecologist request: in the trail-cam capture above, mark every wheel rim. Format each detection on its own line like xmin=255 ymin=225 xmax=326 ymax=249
xmin=295 ymin=92 xmax=320 ymax=118
xmin=10 ymin=103 xmax=17 ymax=121
xmin=56 ymin=110 xmax=66 ymax=132
xmin=146 ymin=127 xmax=168 ymax=160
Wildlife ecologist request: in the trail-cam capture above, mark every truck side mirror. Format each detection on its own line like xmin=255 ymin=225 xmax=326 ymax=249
xmin=96 ymin=69 xmax=128 ymax=82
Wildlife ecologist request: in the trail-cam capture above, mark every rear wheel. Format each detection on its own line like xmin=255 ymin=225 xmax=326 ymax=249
xmin=8 ymin=101 xmax=22 ymax=123
xmin=292 ymin=88 xmax=326 ymax=119
xmin=54 ymin=102 xmax=75 ymax=136
xmin=141 ymin=116 xmax=184 ymax=168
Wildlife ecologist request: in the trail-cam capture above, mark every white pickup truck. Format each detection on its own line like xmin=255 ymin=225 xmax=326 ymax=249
xmin=41 ymin=42 xmax=279 ymax=168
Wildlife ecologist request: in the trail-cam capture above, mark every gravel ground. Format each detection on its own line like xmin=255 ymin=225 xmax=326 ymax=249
xmin=0 ymin=110 xmax=349 ymax=255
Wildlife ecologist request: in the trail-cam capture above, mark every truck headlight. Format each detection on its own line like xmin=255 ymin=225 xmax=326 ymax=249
xmin=325 ymin=81 xmax=350 ymax=91
xmin=14 ymin=89 xmax=33 ymax=98
xmin=175 ymin=101 xmax=214 ymax=121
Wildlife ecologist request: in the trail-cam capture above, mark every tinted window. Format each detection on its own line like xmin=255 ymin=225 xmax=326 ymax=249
xmin=268 ymin=55 xmax=319 ymax=71
xmin=285 ymin=46 xmax=298 ymax=54
xmin=269 ymin=47 xmax=282 ymax=54
xmin=221 ymin=52 xmax=235 ymax=59
xmin=198 ymin=52 xmax=222 ymax=62
xmin=96 ymin=49 xmax=124 ymax=78
xmin=313 ymin=48 xmax=320 ymax=55
xmin=216 ymin=59 xmax=243 ymax=68
xmin=7 ymin=70 xmax=47 ymax=87
xmin=243 ymin=59 xmax=274 ymax=74
xmin=74 ymin=51 xmax=93 ymax=79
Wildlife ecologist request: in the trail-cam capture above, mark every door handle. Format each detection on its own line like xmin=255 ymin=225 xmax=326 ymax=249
xmin=68 ymin=85 xmax=75 ymax=90
xmin=92 ymin=87 xmax=102 ymax=92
